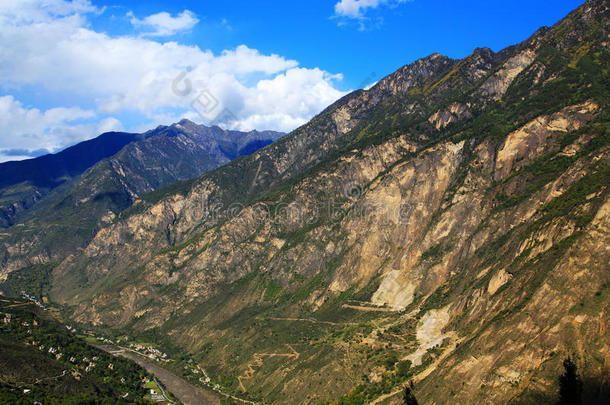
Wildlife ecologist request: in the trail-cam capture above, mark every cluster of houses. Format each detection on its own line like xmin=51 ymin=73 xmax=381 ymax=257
xmin=184 ymin=361 xmax=217 ymax=391
xmin=68 ymin=355 xmax=114 ymax=375
xmin=31 ymin=341 xmax=107 ymax=374
xmin=83 ymin=357 xmax=98 ymax=372
xmin=128 ymin=343 xmax=169 ymax=362
xmin=1 ymin=311 xmax=10 ymax=324
xmin=4 ymin=307 xmax=113 ymax=378
xmin=141 ymin=378 xmax=165 ymax=401
xmin=6 ymin=306 xmax=211 ymax=404
xmin=21 ymin=292 xmax=46 ymax=310
xmin=29 ymin=341 xmax=65 ymax=361
xmin=1 ymin=299 xmax=152 ymax=405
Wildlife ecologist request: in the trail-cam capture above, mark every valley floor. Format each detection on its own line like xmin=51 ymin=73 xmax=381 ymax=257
xmin=94 ymin=343 xmax=220 ymax=405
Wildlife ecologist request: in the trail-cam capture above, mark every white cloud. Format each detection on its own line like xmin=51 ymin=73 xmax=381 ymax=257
xmin=333 ymin=0 xmax=410 ymax=29
xmin=128 ymin=10 xmax=199 ymax=37
xmin=96 ymin=117 xmax=125 ymax=134
xmin=0 ymin=0 xmax=99 ymax=23
xmin=335 ymin=0 xmax=381 ymax=18
xmin=235 ymin=68 xmax=345 ymax=131
xmin=0 ymin=0 xmax=348 ymax=161
xmin=0 ymin=95 xmax=118 ymax=162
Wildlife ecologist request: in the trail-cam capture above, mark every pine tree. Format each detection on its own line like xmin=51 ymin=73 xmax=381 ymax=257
xmin=558 ymin=357 xmax=582 ymax=405
xmin=403 ymin=381 xmax=419 ymax=405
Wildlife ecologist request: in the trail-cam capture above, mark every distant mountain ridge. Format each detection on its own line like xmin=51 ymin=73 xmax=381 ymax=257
xmin=0 ymin=131 xmax=147 ymax=229
xmin=0 ymin=120 xmax=283 ymax=272
xmin=0 ymin=121 xmax=283 ymax=228
xmin=0 ymin=132 xmax=146 ymax=189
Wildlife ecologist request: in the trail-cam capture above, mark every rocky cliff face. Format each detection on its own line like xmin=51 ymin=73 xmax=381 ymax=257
xmin=7 ymin=1 xmax=610 ymax=404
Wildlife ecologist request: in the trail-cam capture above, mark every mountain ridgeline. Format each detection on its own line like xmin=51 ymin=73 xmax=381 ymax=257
xmin=0 ymin=132 xmax=147 ymax=190
xmin=2 ymin=1 xmax=610 ymax=404
xmin=0 ymin=131 xmax=146 ymax=229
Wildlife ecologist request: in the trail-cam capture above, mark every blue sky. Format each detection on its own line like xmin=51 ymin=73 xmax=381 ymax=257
xmin=0 ymin=0 xmax=584 ymax=162
xmin=106 ymin=0 xmax=584 ymax=90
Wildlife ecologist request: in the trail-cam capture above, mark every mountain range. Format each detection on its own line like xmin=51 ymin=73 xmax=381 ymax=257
xmin=0 ymin=122 xmax=283 ymax=273
xmin=1 ymin=1 xmax=609 ymax=404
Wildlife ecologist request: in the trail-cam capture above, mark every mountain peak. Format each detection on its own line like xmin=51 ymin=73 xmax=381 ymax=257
xmin=174 ymin=118 xmax=201 ymax=131
xmin=425 ymin=52 xmax=444 ymax=60
xmin=177 ymin=118 xmax=196 ymax=126
xmin=372 ymin=51 xmax=454 ymax=95
xmin=471 ymin=46 xmax=494 ymax=56
xmin=413 ymin=52 xmax=452 ymax=67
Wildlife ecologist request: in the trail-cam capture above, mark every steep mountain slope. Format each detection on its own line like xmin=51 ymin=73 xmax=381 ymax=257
xmin=12 ymin=1 xmax=610 ymax=404
xmin=0 ymin=122 xmax=283 ymax=275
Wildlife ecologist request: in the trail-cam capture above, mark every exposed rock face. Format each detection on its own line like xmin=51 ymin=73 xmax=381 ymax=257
xmin=487 ymin=268 xmax=512 ymax=295
xmin=375 ymin=53 xmax=455 ymax=95
xmin=428 ymin=102 xmax=471 ymax=130
xmin=494 ymin=101 xmax=598 ymax=180
xmin=406 ymin=306 xmax=453 ymax=366
xmin=480 ymin=50 xmax=537 ymax=99
xmin=0 ymin=186 xmax=42 ymax=228
xmin=333 ymin=140 xmax=466 ymax=308
xmin=5 ymin=1 xmax=610 ymax=404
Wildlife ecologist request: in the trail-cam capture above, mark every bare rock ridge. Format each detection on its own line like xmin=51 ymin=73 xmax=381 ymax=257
xmin=3 ymin=0 xmax=610 ymax=404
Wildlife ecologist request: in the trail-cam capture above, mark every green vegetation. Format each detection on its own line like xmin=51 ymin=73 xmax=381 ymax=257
xmin=420 ymin=243 xmax=447 ymax=262
xmin=494 ymin=154 xmax=575 ymax=211
xmin=327 ymin=358 xmax=430 ymax=405
xmin=570 ymin=283 xmax=609 ymax=316
xmin=0 ymin=297 xmax=153 ymax=403
xmin=292 ymin=272 xmax=327 ymax=301
xmin=264 ymin=280 xmax=283 ymax=301
xmin=539 ymin=164 xmax=609 ymax=222
xmin=0 ymin=262 xmax=57 ymax=300
xmin=402 ymin=382 xmax=419 ymax=405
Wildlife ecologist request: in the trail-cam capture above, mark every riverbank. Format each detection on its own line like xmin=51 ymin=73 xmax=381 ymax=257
xmin=94 ymin=344 xmax=220 ymax=405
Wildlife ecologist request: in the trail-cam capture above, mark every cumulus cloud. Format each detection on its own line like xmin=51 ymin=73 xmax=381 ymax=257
xmin=0 ymin=95 xmax=123 ymax=162
xmin=333 ymin=0 xmax=410 ymax=29
xmin=128 ymin=10 xmax=199 ymax=37
xmin=0 ymin=0 xmax=348 ymax=161
xmin=0 ymin=0 xmax=99 ymax=23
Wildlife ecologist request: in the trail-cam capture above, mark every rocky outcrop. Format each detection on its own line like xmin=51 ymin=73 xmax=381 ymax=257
xmin=480 ymin=50 xmax=536 ymax=99
xmin=428 ymin=102 xmax=472 ymax=130
xmin=494 ymin=101 xmax=598 ymax=180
